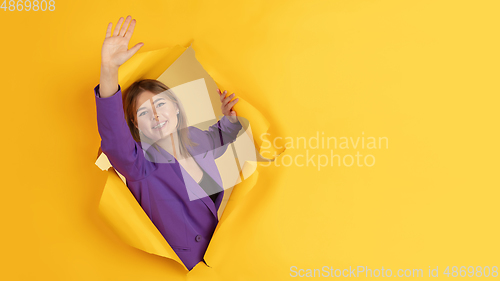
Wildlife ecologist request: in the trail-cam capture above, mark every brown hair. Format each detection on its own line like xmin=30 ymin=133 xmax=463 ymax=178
xmin=122 ymin=79 xmax=199 ymax=158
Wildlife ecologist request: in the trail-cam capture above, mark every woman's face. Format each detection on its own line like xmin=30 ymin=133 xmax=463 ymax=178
xmin=135 ymin=90 xmax=179 ymax=142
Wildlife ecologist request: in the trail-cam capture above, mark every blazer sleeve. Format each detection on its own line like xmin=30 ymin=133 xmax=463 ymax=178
xmin=202 ymin=115 xmax=243 ymax=159
xmin=94 ymin=84 xmax=152 ymax=181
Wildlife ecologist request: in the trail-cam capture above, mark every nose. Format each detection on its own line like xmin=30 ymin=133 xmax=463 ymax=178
xmin=152 ymin=114 xmax=159 ymax=121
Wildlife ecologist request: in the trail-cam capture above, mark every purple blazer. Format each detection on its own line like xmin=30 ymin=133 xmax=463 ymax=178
xmin=94 ymin=84 xmax=243 ymax=270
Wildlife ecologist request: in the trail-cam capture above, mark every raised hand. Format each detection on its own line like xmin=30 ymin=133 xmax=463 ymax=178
xmin=217 ymin=89 xmax=240 ymax=124
xmin=101 ymin=15 xmax=143 ymax=68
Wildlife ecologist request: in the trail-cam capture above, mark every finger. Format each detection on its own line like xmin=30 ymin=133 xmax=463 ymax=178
xmin=124 ymin=18 xmax=137 ymax=40
xmin=224 ymin=98 xmax=239 ymax=110
xmin=219 ymin=90 xmax=227 ymax=102
xmin=222 ymin=93 xmax=235 ymax=105
xmin=127 ymin=42 xmax=144 ymax=58
xmin=105 ymin=22 xmax=112 ymax=38
xmin=113 ymin=17 xmax=124 ymax=36
xmin=217 ymin=88 xmax=221 ymax=95
xmin=119 ymin=15 xmax=132 ymax=37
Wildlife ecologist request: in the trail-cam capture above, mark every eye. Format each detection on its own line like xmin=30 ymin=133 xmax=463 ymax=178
xmin=156 ymin=102 xmax=165 ymax=108
xmin=138 ymin=111 xmax=147 ymax=117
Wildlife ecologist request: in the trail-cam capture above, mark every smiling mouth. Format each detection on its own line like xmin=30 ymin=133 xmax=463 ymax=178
xmin=152 ymin=121 xmax=167 ymax=129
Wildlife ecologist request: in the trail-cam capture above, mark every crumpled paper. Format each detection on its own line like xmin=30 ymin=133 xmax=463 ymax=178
xmin=94 ymin=44 xmax=285 ymax=271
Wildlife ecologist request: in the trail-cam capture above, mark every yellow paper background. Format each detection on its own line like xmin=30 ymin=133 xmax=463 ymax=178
xmin=1 ymin=0 xmax=499 ymax=280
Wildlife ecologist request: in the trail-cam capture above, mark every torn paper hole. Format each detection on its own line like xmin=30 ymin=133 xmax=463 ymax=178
xmin=95 ymin=44 xmax=284 ymax=271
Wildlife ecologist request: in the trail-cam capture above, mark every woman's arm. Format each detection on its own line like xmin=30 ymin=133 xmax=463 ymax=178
xmin=202 ymin=89 xmax=243 ymax=159
xmin=95 ymin=84 xmax=153 ymax=181
xmin=99 ymin=64 xmax=119 ymax=98
xmin=95 ymin=16 xmax=150 ymax=181
xmin=203 ymin=115 xmax=243 ymax=159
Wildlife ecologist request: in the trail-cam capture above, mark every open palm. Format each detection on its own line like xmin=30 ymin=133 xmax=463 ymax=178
xmin=101 ymin=15 xmax=143 ymax=68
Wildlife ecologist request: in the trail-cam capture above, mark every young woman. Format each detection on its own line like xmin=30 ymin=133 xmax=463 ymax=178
xmin=94 ymin=15 xmax=242 ymax=271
